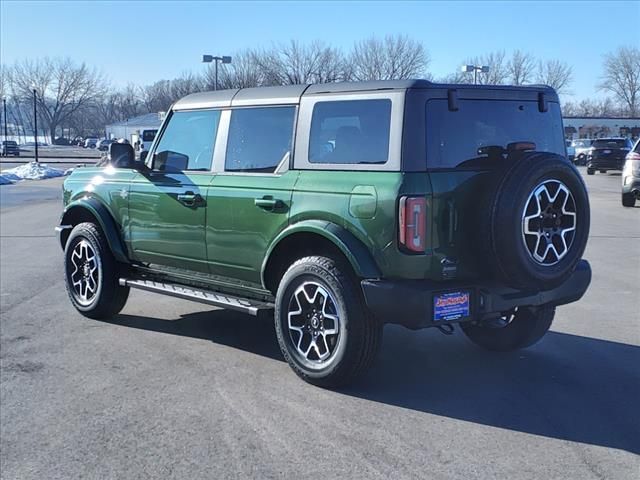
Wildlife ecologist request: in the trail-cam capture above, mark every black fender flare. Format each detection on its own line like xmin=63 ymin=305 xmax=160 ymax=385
xmin=261 ymin=220 xmax=381 ymax=288
xmin=58 ymin=198 xmax=129 ymax=264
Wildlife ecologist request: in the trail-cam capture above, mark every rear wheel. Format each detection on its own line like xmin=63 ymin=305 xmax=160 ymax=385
xmin=274 ymin=256 xmax=381 ymax=388
xmin=586 ymin=168 xmax=595 ymax=175
xmin=461 ymin=306 xmax=555 ymax=351
xmin=622 ymin=192 xmax=636 ymax=207
xmin=64 ymin=222 xmax=129 ymax=319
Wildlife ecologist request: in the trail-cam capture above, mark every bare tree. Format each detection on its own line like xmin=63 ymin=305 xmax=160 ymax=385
xmin=349 ymin=35 xmax=429 ymax=81
xmin=208 ymin=50 xmax=264 ymax=89
xmin=9 ymin=57 xmax=106 ymax=142
xmin=508 ymin=50 xmax=536 ymax=85
xmin=253 ymin=40 xmax=347 ymax=85
xmin=536 ymin=59 xmax=573 ymax=95
xmin=563 ymin=97 xmax=621 ymax=117
xmin=598 ymin=46 xmax=640 ymax=117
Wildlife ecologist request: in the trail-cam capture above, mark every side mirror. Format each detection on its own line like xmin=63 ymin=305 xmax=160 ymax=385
xmin=109 ymin=142 xmax=135 ymax=168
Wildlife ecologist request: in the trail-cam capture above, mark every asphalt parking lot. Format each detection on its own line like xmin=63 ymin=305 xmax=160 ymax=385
xmin=1 ymin=168 xmax=638 ymax=479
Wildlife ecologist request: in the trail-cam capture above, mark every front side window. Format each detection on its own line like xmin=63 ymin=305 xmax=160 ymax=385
xmin=309 ymin=99 xmax=391 ymax=164
xmin=153 ymin=110 xmax=220 ymax=172
xmin=426 ymin=99 xmax=565 ymax=168
xmin=225 ymin=106 xmax=296 ymax=173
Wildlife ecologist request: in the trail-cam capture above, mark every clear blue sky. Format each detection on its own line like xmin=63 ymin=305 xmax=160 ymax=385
xmin=1 ymin=0 xmax=639 ymax=101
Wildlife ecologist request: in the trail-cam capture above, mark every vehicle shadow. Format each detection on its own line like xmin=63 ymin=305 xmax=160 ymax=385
xmin=111 ymin=311 xmax=640 ymax=455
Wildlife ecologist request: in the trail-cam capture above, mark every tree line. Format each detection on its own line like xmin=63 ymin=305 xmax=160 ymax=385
xmin=1 ymin=36 xmax=638 ymax=142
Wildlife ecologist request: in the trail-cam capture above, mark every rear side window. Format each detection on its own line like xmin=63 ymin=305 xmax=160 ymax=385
xmin=426 ymin=100 xmax=565 ymax=168
xmin=153 ymin=110 xmax=220 ymax=172
xmin=309 ymin=99 xmax=391 ymax=164
xmin=225 ymin=106 xmax=296 ymax=173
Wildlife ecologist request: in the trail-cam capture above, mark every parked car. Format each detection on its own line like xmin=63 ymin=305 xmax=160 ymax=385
xmin=84 ymin=137 xmax=98 ymax=149
xmin=571 ymin=138 xmax=593 ymax=165
xmin=586 ymin=137 xmax=633 ymax=175
xmin=1 ymin=140 xmax=20 ymax=156
xmin=57 ymin=80 xmax=592 ymax=387
xmin=54 ymin=137 xmax=72 ymax=146
xmin=565 ymin=139 xmax=575 ymax=163
xmin=622 ymin=138 xmax=640 ymax=207
xmin=97 ymin=139 xmax=115 ymax=151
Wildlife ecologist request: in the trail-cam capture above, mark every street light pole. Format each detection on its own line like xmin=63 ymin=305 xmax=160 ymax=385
xmin=2 ymin=98 xmax=7 ymax=144
xmin=33 ymin=88 xmax=39 ymax=163
xmin=202 ymin=55 xmax=232 ymax=91
xmin=461 ymin=64 xmax=490 ymax=85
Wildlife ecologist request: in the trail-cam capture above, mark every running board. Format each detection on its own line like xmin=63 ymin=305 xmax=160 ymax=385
xmin=119 ymin=278 xmax=274 ymax=316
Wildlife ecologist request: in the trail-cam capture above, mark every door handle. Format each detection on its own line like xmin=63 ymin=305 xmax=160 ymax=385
xmin=254 ymin=196 xmax=284 ymax=210
xmin=177 ymin=191 xmax=205 ymax=208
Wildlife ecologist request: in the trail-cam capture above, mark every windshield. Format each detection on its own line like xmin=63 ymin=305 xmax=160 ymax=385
xmin=426 ymin=99 xmax=565 ymax=168
xmin=572 ymin=139 xmax=591 ymax=148
xmin=592 ymin=139 xmax=628 ymax=148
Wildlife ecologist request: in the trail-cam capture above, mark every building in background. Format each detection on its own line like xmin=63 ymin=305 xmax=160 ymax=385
xmin=563 ymin=116 xmax=640 ymax=140
xmin=105 ymin=112 xmax=165 ymax=148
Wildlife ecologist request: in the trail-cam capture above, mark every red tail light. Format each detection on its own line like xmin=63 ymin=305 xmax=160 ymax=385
xmin=399 ymin=196 xmax=426 ymax=253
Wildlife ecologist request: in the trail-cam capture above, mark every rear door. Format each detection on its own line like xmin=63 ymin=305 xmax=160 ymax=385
xmin=205 ymin=106 xmax=299 ymax=285
xmin=128 ymin=109 xmax=221 ymax=273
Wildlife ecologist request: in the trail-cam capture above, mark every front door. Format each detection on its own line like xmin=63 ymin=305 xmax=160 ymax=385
xmin=128 ymin=108 xmax=221 ymax=273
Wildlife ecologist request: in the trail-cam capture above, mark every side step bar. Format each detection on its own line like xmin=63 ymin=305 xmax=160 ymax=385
xmin=119 ymin=278 xmax=274 ymax=317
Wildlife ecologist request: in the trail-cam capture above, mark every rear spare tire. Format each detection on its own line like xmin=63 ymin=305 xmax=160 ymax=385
xmin=481 ymin=153 xmax=590 ymax=289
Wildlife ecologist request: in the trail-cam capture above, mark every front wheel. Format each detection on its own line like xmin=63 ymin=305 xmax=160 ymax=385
xmin=274 ymin=256 xmax=381 ymax=388
xmin=460 ymin=306 xmax=555 ymax=352
xmin=586 ymin=168 xmax=595 ymax=175
xmin=64 ymin=222 xmax=129 ymax=319
xmin=622 ymin=192 xmax=636 ymax=207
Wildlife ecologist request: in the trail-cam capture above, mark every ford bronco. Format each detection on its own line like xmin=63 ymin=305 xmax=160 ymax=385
xmin=57 ymin=80 xmax=592 ymax=387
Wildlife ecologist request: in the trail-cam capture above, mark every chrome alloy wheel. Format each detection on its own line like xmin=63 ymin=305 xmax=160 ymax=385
xmin=69 ymin=239 xmax=100 ymax=306
xmin=287 ymin=282 xmax=341 ymax=366
xmin=522 ymin=179 xmax=577 ymax=266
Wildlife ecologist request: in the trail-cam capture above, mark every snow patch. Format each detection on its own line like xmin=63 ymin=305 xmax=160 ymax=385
xmin=1 ymin=162 xmax=66 ymax=180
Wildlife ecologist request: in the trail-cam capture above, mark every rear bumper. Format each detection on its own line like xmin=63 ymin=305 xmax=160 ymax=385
xmin=361 ymin=259 xmax=592 ymax=330
xmin=588 ymin=157 xmax=625 ymax=170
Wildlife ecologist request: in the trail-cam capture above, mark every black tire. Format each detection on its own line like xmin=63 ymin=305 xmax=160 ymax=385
xmin=587 ymin=168 xmax=595 ymax=175
xmin=64 ymin=222 xmax=129 ymax=319
xmin=622 ymin=192 xmax=636 ymax=207
xmin=274 ymin=255 xmax=381 ymax=388
xmin=461 ymin=306 xmax=555 ymax=352
xmin=479 ymin=153 xmax=590 ymax=289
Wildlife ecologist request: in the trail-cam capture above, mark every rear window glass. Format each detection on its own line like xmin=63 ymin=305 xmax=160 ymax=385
xmin=426 ymin=100 xmax=565 ymax=168
xmin=592 ymin=139 xmax=628 ymax=148
xmin=309 ymin=99 xmax=391 ymax=164
xmin=142 ymin=130 xmax=157 ymax=142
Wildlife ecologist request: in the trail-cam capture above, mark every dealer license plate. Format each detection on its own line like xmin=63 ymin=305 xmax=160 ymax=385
xmin=433 ymin=291 xmax=470 ymax=322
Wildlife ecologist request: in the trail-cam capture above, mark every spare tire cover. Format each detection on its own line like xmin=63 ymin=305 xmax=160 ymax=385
xmin=483 ymin=152 xmax=590 ymax=289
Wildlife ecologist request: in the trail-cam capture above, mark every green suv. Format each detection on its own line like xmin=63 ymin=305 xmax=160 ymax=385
xmin=57 ymin=80 xmax=591 ymax=387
